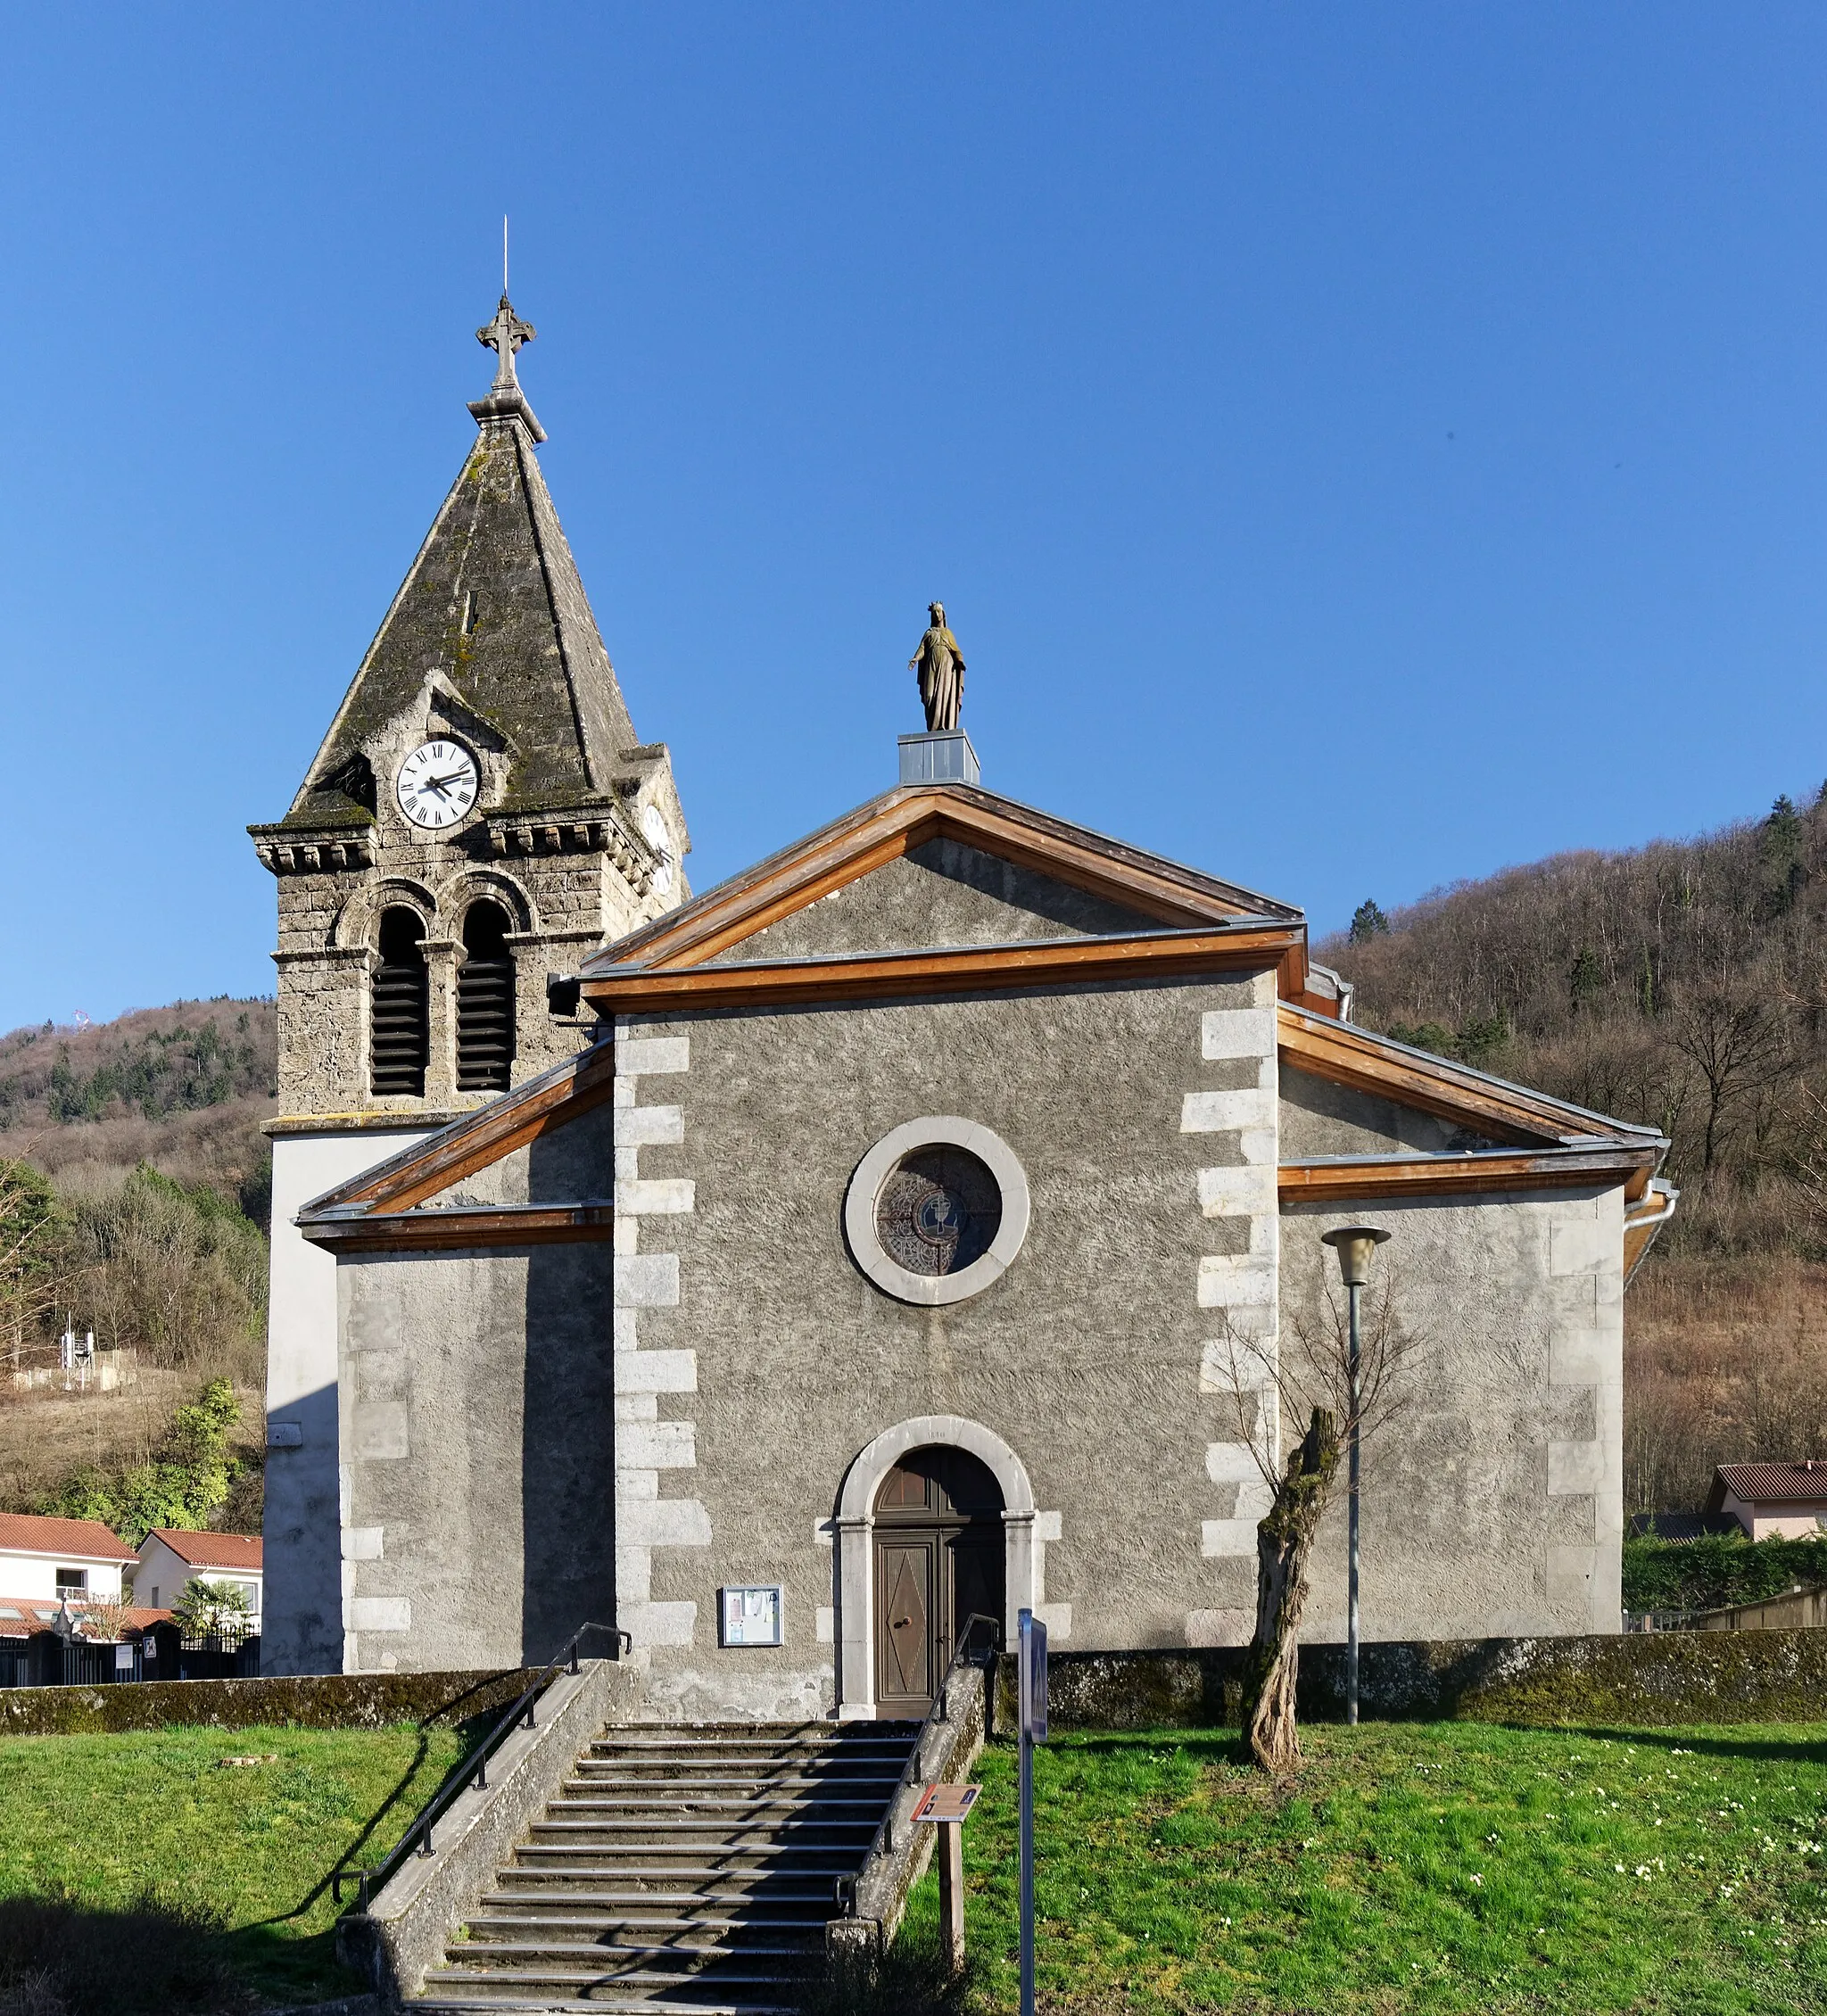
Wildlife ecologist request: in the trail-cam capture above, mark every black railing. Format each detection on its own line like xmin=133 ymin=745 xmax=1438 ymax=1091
xmin=334 ymin=1623 xmax=629 ymax=1913
xmin=839 ymin=1610 xmax=1000 ymax=1915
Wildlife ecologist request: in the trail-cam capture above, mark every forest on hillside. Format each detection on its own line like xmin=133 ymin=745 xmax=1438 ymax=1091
xmin=0 ymin=1002 xmax=275 ymax=1525
xmin=1326 ymin=788 xmax=1827 ymax=1510
xmin=1323 ymin=787 xmax=1827 ymax=1251
xmin=0 ymin=1000 xmax=276 ymax=1221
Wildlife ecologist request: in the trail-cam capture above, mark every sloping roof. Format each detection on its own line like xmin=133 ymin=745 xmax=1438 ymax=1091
xmin=293 ymin=784 xmax=1672 ymax=1252
xmin=1708 ymin=1462 xmax=1827 ymax=1508
xmin=583 ymin=781 xmax=1304 ymax=978
xmin=1277 ymin=1002 xmax=1669 ymax=1149
xmin=143 ymin=1531 xmax=263 ymax=1572
xmin=272 ymin=304 xmax=646 ymax=830
xmin=0 ymin=1513 xmax=135 ymax=1562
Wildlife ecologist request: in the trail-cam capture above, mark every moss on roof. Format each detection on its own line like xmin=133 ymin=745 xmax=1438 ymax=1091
xmin=285 ymin=417 xmax=642 ymax=823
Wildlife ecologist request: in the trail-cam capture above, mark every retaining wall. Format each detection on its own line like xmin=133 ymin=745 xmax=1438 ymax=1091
xmin=1002 ymin=1628 xmax=1827 ymax=1731
xmin=0 ymin=1667 xmax=537 ymax=1737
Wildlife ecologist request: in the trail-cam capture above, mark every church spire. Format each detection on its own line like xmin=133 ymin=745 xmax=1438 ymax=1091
xmin=468 ymin=293 xmax=547 ymax=442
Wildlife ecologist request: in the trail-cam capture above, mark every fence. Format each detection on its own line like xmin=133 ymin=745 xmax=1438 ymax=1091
xmin=1624 ymin=1582 xmax=1827 ymax=1634
xmin=0 ymin=1625 xmax=260 ymax=1688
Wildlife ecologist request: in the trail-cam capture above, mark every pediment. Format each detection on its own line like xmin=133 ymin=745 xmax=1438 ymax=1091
xmin=583 ymin=783 xmax=1302 ymax=978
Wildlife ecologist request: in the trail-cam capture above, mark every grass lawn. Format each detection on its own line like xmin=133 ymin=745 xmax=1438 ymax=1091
xmin=0 ymin=1722 xmax=463 ymax=2006
xmin=902 ymin=1722 xmax=1827 ymax=2013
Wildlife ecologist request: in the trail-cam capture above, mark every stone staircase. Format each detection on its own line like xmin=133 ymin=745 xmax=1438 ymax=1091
xmin=411 ymin=1721 xmax=922 ymax=2012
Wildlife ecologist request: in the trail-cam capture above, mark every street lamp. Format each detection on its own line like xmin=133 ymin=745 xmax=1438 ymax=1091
xmin=1320 ymin=1223 xmax=1392 ymax=1728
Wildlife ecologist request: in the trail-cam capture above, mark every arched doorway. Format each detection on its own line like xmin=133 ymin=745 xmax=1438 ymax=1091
xmin=872 ymin=1447 xmax=1004 ymax=1718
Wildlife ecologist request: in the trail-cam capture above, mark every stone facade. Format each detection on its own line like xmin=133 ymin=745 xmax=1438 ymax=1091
xmin=302 ymin=832 xmax=1657 ymax=1705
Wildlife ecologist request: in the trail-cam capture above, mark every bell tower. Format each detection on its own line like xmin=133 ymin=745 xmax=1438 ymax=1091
xmin=250 ymin=294 xmax=689 ymax=1121
xmin=254 ymin=295 xmax=690 ymax=1676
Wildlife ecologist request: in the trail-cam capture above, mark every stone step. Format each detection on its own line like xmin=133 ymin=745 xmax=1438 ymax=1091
xmin=528 ymin=1822 xmax=875 ymax=1838
xmin=413 ymin=1991 xmax=795 ymax=2014
xmin=511 ymin=1849 xmax=857 ymax=1873
xmin=487 ymin=1876 xmax=840 ymax=1902
xmin=592 ymin=1733 xmax=911 ymax=1749
xmin=421 ymin=1962 xmax=807 ymax=2002
xmin=448 ymin=1941 xmax=814 ymax=1968
xmin=550 ymin=1794 xmax=888 ymax=1814
xmin=464 ymin=1914 xmax=826 ymax=1940
xmin=570 ymin=1764 xmax=905 ymax=1783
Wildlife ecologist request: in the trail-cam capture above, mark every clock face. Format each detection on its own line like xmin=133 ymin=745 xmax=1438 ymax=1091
xmin=641 ymin=804 xmax=674 ymax=895
xmin=397 ymin=739 xmax=479 ymax=830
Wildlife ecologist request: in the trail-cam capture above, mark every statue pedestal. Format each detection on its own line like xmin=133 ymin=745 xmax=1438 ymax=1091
xmin=898 ymin=731 xmax=980 ymax=787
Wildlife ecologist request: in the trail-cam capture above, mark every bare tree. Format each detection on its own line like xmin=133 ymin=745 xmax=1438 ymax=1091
xmin=1663 ymin=983 xmax=1790 ymax=1177
xmin=1211 ymin=1273 xmax=1421 ymax=1773
xmin=0 ymin=1153 xmax=62 ymax=1373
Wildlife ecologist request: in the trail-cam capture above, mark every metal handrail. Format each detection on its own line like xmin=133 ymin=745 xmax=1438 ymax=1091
xmin=839 ymin=1610 xmax=1000 ymax=1916
xmin=333 ymin=1621 xmax=631 ymax=1913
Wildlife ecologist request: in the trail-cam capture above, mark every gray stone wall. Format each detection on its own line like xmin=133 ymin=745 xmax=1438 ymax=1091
xmin=335 ymin=1106 xmax=619 ymax=1673
xmin=1279 ymin=1064 xmax=1501 ymax=1156
xmin=707 ymin=840 xmax=1158 ymax=963
xmin=328 ymin=976 xmax=1630 ymax=1697
xmin=1277 ymin=1186 xmax=1625 ymax=1643
xmin=615 ymin=969 xmax=1283 ymax=1717
xmin=269 ymin=794 xmax=673 ymax=1119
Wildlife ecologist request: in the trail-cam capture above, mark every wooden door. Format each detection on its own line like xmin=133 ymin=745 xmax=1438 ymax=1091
xmin=875 ymin=1537 xmax=938 ymax=1714
xmin=872 ymin=1446 xmax=1005 ymax=1717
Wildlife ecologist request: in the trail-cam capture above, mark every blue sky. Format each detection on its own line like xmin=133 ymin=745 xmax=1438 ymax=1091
xmin=4 ymin=6 xmax=1827 ymax=1030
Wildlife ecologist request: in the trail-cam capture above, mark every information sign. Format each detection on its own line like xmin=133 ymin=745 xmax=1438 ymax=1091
xmin=718 ymin=1585 xmax=784 ymax=1648
xmin=911 ymin=1782 xmax=981 ymax=1823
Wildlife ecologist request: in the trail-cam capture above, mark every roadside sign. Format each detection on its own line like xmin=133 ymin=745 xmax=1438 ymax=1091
xmin=1022 ymin=1614 xmax=1048 ymax=1743
xmin=1017 ymin=1608 xmax=1048 ymax=2016
xmin=912 ymin=1782 xmax=981 ymax=1823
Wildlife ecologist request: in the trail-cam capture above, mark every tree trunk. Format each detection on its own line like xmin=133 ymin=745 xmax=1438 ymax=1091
xmin=1239 ymin=1408 xmax=1340 ymax=1773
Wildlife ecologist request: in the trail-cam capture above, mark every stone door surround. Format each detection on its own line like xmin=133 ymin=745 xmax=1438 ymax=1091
xmin=834 ymin=1415 xmax=1036 ymax=1721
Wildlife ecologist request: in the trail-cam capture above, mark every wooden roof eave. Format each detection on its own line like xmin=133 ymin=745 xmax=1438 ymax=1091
xmin=300 ymin=1201 xmax=617 ymax=1253
xmin=1278 ymin=1143 xmax=1665 ymax=1206
xmin=583 ymin=784 xmax=1303 ymax=978
xmin=581 ymin=921 xmax=1306 ymax=1015
xmin=295 ymin=1039 xmax=620 ymax=1222
xmin=1277 ymin=1001 xmax=1671 ymax=1154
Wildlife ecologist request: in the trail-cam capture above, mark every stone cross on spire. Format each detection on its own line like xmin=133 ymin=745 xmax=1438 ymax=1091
xmin=477 ymin=294 xmax=535 ymax=387
xmin=468 ymin=293 xmax=547 ymax=442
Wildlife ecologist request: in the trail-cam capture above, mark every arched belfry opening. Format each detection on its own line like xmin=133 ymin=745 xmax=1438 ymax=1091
xmin=371 ymin=907 xmax=429 ymax=1097
xmin=872 ymin=1446 xmax=1005 ymax=1717
xmin=457 ymin=900 xmax=517 ymax=1092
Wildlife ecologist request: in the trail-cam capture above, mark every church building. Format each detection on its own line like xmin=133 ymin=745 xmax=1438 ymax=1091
xmin=254 ymin=300 xmax=1677 ymax=1714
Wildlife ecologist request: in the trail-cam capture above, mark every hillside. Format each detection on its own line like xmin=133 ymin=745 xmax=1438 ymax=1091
xmin=1320 ymin=789 xmax=1827 ymax=1245
xmin=0 ymin=1002 xmax=276 ymax=1526
xmin=1324 ymin=788 xmax=1827 ymax=1509
xmin=0 ymin=998 xmax=276 ymax=1219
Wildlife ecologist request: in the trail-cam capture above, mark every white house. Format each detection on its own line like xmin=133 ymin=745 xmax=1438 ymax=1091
xmin=0 ymin=1513 xmax=135 ymax=1632
xmin=132 ymin=1530 xmax=263 ymax=1619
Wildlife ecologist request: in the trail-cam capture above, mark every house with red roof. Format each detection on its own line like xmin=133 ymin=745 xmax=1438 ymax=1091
xmin=132 ymin=1530 xmax=263 ymax=1622
xmin=1706 ymin=1463 xmax=1827 ymax=1541
xmin=0 ymin=1513 xmax=136 ymax=1636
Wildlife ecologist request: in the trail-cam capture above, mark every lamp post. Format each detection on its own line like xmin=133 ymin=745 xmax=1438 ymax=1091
xmin=1320 ymin=1223 xmax=1391 ymax=1727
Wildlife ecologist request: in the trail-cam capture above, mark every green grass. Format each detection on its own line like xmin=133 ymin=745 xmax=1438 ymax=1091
xmin=902 ymin=1723 xmax=1827 ymax=2013
xmin=0 ymin=1722 xmax=464 ymax=2005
